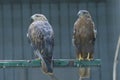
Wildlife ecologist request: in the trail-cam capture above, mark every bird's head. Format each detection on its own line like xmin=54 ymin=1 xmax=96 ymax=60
xmin=77 ymin=10 xmax=91 ymax=18
xmin=31 ymin=14 xmax=48 ymax=21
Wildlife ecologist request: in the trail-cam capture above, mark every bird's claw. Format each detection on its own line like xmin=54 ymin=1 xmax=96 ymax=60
xmin=79 ymin=54 xmax=83 ymax=60
xmin=87 ymin=53 xmax=93 ymax=61
xmin=87 ymin=53 xmax=90 ymax=61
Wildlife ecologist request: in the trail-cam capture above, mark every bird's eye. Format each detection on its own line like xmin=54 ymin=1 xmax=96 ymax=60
xmin=83 ymin=12 xmax=86 ymax=14
xmin=36 ymin=15 xmax=40 ymax=17
xmin=83 ymin=12 xmax=88 ymax=14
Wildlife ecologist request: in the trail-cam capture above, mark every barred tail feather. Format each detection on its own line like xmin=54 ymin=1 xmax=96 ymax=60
xmin=42 ymin=58 xmax=53 ymax=74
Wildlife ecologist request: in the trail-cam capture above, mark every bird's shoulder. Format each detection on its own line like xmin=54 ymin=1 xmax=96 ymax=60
xmin=28 ymin=21 xmax=54 ymax=38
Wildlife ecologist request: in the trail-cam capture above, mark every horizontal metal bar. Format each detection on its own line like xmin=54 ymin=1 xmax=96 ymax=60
xmin=0 ymin=59 xmax=101 ymax=68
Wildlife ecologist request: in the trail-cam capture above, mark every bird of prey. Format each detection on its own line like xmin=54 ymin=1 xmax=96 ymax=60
xmin=73 ymin=10 xmax=97 ymax=78
xmin=27 ymin=14 xmax=57 ymax=80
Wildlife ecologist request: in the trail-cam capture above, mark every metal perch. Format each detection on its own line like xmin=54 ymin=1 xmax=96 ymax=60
xmin=0 ymin=59 xmax=101 ymax=68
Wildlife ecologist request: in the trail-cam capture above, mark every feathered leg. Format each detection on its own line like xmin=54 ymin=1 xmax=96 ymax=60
xmin=78 ymin=54 xmax=83 ymax=60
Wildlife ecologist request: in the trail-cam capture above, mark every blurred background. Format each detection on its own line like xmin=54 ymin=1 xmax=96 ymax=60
xmin=0 ymin=0 xmax=120 ymax=80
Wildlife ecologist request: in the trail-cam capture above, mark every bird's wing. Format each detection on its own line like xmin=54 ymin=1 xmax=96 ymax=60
xmin=27 ymin=21 xmax=54 ymax=74
xmin=27 ymin=21 xmax=54 ymax=54
xmin=41 ymin=21 xmax=54 ymax=58
xmin=72 ymin=18 xmax=82 ymax=47
xmin=92 ymin=22 xmax=97 ymax=39
xmin=27 ymin=21 xmax=44 ymax=52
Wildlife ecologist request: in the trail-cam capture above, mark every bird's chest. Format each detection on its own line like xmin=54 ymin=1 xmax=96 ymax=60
xmin=80 ymin=19 xmax=91 ymax=33
xmin=79 ymin=26 xmax=87 ymax=33
xmin=78 ymin=25 xmax=90 ymax=38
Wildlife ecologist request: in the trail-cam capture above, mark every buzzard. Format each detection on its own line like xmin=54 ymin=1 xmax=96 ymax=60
xmin=73 ymin=10 xmax=97 ymax=78
xmin=27 ymin=14 xmax=56 ymax=78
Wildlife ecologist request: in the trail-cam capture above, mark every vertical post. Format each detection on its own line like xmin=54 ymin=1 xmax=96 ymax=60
xmin=113 ymin=36 xmax=120 ymax=80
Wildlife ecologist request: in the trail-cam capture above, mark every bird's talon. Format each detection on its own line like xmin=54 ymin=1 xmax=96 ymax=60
xmin=87 ymin=53 xmax=90 ymax=60
xmin=79 ymin=54 xmax=83 ymax=60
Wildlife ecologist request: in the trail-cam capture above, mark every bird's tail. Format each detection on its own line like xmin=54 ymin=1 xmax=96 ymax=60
xmin=41 ymin=57 xmax=53 ymax=75
xmin=41 ymin=58 xmax=59 ymax=80
xmin=35 ymin=50 xmax=53 ymax=74
xmin=79 ymin=67 xmax=90 ymax=78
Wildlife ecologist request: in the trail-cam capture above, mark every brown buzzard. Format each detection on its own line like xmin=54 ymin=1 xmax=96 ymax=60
xmin=73 ymin=10 xmax=97 ymax=78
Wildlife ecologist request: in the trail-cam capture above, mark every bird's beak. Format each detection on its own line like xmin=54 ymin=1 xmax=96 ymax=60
xmin=77 ymin=11 xmax=81 ymax=16
xmin=31 ymin=15 xmax=34 ymax=20
xmin=77 ymin=11 xmax=83 ymax=17
xmin=30 ymin=15 xmax=34 ymax=22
